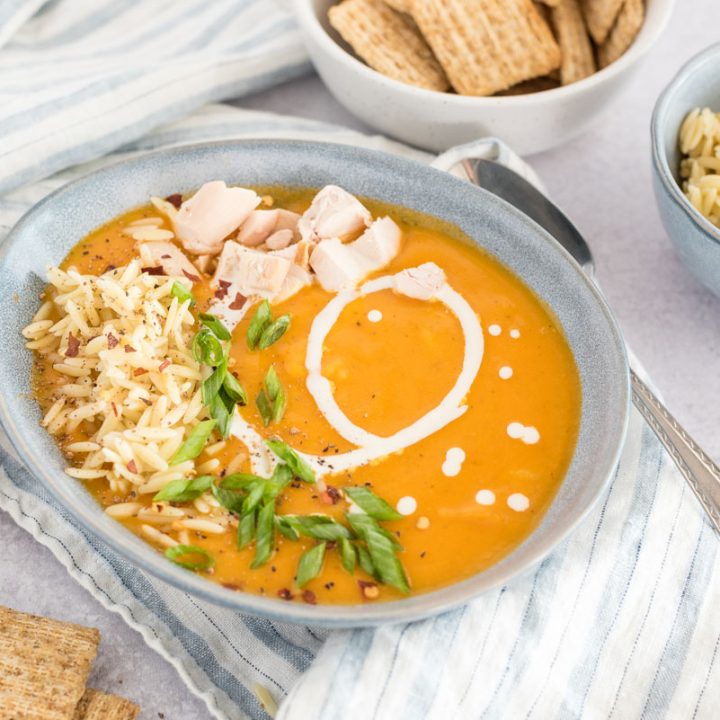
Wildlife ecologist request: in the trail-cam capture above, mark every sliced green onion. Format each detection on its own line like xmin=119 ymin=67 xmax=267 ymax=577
xmin=247 ymin=300 xmax=272 ymax=350
xmin=344 ymin=487 xmax=402 ymax=521
xmin=258 ymin=314 xmax=291 ymax=350
xmin=237 ymin=511 xmax=256 ymax=549
xmin=199 ymin=312 xmax=231 ymax=341
xmin=339 ymin=537 xmax=357 ymax=574
xmin=281 ymin=514 xmax=352 ymax=541
xmin=208 ymin=389 xmax=235 ymax=439
xmin=255 ymin=389 xmax=273 ymax=427
xmin=251 ymin=501 xmax=275 ymax=568
xmin=222 ymin=371 xmax=247 ymax=406
xmin=153 ymin=475 xmax=213 ymax=503
xmin=221 ymin=472 xmax=266 ymax=489
xmin=212 ymin=484 xmax=246 ymax=515
xmin=165 ymin=544 xmax=215 ymax=571
xmin=265 ymin=365 xmax=287 ymax=423
xmin=171 ymin=281 xmax=195 ymax=306
xmin=356 ymin=544 xmax=377 ymax=580
xmin=202 ymin=357 xmax=227 ymax=406
xmin=242 ymin=481 xmax=265 ymax=515
xmin=347 ymin=514 xmax=409 ymax=593
xmin=169 ymin=419 xmax=216 ymax=465
xmin=263 ymin=464 xmax=293 ymax=501
xmin=192 ymin=328 xmax=224 ymax=366
xmin=276 ymin=516 xmax=300 ymax=541
xmin=265 ymin=439 xmax=315 ymax=484
xmin=296 ymin=542 xmax=326 ymax=588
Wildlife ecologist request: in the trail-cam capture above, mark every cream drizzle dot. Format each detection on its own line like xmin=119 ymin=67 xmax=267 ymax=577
xmin=396 ymin=496 xmax=417 ymax=516
xmin=367 ymin=309 xmax=383 ymax=323
xmin=475 ymin=489 xmax=496 ymax=506
xmin=499 ymin=366 xmax=513 ymax=380
xmin=488 ymin=324 xmax=502 ymax=336
xmin=507 ymin=422 xmax=540 ymax=445
xmin=508 ymin=493 xmax=530 ymax=512
xmin=510 ymin=329 xmax=521 ymax=339
xmin=442 ymin=447 xmax=466 ymax=477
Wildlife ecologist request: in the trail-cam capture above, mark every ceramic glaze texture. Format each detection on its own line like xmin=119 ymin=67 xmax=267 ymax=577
xmin=0 ymin=140 xmax=629 ymax=626
xmin=652 ymin=43 xmax=720 ymax=297
xmin=295 ymin=0 xmax=675 ymax=154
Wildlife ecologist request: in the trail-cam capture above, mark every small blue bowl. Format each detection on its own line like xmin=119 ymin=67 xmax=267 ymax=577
xmin=652 ymin=43 xmax=720 ymax=296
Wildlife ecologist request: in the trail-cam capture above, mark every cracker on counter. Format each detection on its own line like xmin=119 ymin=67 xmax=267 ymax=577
xmin=328 ymin=0 xmax=449 ymax=91
xmin=582 ymin=0 xmax=625 ymax=44
xmin=0 ymin=605 xmax=100 ymax=720
xmin=73 ymin=689 xmax=140 ymax=720
xmin=552 ymin=0 xmax=596 ymax=84
xmin=383 ymin=0 xmax=413 ymax=12
xmin=410 ymin=0 xmax=561 ymax=96
xmin=598 ymin=0 xmax=645 ymax=68
xmin=536 ymin=0 xmax=561 ymax=6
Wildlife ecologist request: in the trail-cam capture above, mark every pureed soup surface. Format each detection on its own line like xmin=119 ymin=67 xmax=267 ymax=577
xmin=31 ymin=187 xmax=580 ymax=605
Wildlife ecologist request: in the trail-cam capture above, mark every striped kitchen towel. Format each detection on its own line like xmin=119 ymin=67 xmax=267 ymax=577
xmin=0 ymin=102 xmax=718 ymax=720
xmin=0 ymin=0 xmax=309 ymax=196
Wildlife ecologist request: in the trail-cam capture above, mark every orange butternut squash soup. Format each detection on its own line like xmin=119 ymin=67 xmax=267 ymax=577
xmin=25 ymin=183 xmax=580 ymax=605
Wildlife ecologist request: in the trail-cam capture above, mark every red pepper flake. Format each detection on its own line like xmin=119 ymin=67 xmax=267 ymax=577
xmin=142 ymin=266 xmax=165 ymax=276
xmin=133 ymin=368 xmax=148 ymax=377
xmin=277 ymin=588 xmax=294 ymax=601
xmin=104 ymin=264 xmax=116 ymax=273
xmin=158 ymin=359 xmax=171 ymax=372
xmin=302 ymin=590 xmax=317 ymax=605
xmin=111 ymin=402 xmax=118 ymax=417
xmin=161 ymin=254 xmax=172 ymax=259
xmin=358 ymin=580 xmax=380 ymax=600
xmin=320 ymin=485 xmax=341 ymax=505
xmin=65 ymin=333 xmax=80 ymax=358
xmin=124 ymin=345 xmax=136 ymax=353
xmin=127 ymin=460 xmax=138 ymax=474
xmin=165 ymin=193 xmax=183 ymax=209
xmin=214 ymin=279 xmax=231 ymax=301
xmin=182 ymin=269 xmax=200 ymax=282
xmin=107 ymin=332 xmax=119 ymax=349
xmin=222 ymin=582 xmax=244 ymax=592
xmin=228 ymin=292 xmax=247 ymax=311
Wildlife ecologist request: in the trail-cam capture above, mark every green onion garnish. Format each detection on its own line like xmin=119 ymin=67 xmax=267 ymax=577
xmin=339 ymin=537 xmax=357 ymax=574
xmin=153 ymin=475 xmax=213 ymax=503
xmin=343 ymin=486 xmax=402 ymax=522
xmin=256 ymin=365 xmax=286 ymax=426
xmin=251 ymin=501 xmax=275 ymax=568
xmin=169 ymin=419 xmax=216 ymax=465
xmin=247 ymin=300 xmax=272 ymax=350
xmin=279 ymin=514 xmax=352 ymax=541
xmin=237 ymin=511 xmax=256 ymax=549
xmin=199 ymin=312 xmax=231 ymax=341
xmin=296 ymin=542 xmax=327 ymax=588
xmin=222 ymin=371 xmax=247 ymax=406
xmin=258 ymin=314 xmax=291 ymax=350
xmin=265 ymin=439 xmax=315 ymax=483
xmin=165 ymin=544 xmax=215 ymax=571
xmin=171 ymin=281 xmax=195 ymax=306
xmin=192 ymin=327 xmax=224 ymax=366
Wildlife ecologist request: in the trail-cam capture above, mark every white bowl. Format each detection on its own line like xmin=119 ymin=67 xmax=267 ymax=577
xmin=295 ymin=0 xmax=675 ymax=155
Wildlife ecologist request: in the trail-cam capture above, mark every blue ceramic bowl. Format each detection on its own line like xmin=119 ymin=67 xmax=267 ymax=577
xmin=652 ymin=43 xmax=720 ymax=295
xmin=0 ymin=140 xmax=629 ymax=626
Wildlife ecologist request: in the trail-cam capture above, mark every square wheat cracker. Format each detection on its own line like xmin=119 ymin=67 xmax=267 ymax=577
xmin=383 ymin=0 xmax=413 ymax=12
xmin=410 ymin=0 xmax=561 ymax=96
xmin=0 ymin=605 xmax=100 ymax=720
xmin=598 ymin=0 xmax=645 ymax=68
xmin=552 ymin=0 xmax=596 ymax=85
xmin=328 ymin=0 xmax=449 ymax=91
xmin=582 ymin=0 xmax=625 ymax=44
xmin=73 ymin=689 xmax=139 ymax=720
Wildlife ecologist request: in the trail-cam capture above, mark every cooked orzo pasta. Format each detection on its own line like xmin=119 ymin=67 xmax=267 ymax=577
xmin=679 ymin=107 xmax=720 ymax=228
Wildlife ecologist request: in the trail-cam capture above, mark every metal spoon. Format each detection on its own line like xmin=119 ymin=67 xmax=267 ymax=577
xmin=456 ymin=157 xmax=720 ymax=535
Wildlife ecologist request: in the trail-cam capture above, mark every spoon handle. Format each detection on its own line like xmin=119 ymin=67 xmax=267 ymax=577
xmin=631 ymin=369 xmax=720 ymax=533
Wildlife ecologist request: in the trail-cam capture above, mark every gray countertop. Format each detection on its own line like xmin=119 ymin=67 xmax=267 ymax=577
xmin=2 ymin=3 xmax=718 ymax=718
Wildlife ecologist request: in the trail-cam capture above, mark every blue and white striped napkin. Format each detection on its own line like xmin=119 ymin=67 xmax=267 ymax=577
xmin=1 ymin=3 xmax=719 ymax=719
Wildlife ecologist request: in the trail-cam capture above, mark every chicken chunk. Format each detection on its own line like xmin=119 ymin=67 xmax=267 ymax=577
xmin=172 ymin=181 xmax=260 ymax=256
xmin=310 ymin=217 xmax=401 ymax=292
xmin=275 ymin=264 xmax=314 ymax=303
xmin=138 ymin=241 xmax=200 ymax=282
xmin=298 ymin=185 xmax=372 ymax=243
xmin=213 ymin=241 xmax=292 ymax=298
xmin=236 ymin=209 xmax=301 ymax=247
xmin=394 ymin=262 xmax=446 ymax=300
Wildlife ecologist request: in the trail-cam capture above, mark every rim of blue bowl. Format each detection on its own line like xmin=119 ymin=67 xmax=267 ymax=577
xmin=651 ymin=41 xmax=720 ymax=246
xmin=0 ymin=139 xmax=630 ymax=627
